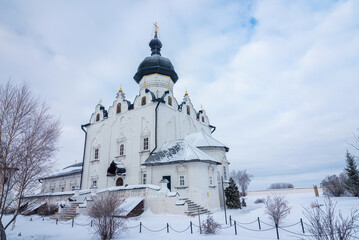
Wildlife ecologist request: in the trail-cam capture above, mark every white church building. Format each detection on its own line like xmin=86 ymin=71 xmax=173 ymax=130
xmin=38 ymin=29 xmax=230 ymax=215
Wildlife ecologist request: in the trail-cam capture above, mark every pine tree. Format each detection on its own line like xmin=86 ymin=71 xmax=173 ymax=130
xmin=224 ymin=178 xmax=241 ymax=209
xmin=344 ymin=151 xmax=359 ymax=197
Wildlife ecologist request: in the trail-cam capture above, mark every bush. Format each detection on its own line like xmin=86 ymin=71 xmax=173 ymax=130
xmin=265 ymin=194 xmax=291 ymax=225
xmin=254 ymin=198 xmax=265 ymax=204
xmin=37 ymin=203 xmax=58 ymax=216
xmin=268 ymin=183 xmax=294 ymax=189
xmin=304 ymin=197 xmax=359 ymax=240
xmin=321 ymin=173 xmax=346 ymax=197
xmin=88 ymin=193 xmax=127 ymax=240
xmin=201 ymin=215 xmax=221 ymax=234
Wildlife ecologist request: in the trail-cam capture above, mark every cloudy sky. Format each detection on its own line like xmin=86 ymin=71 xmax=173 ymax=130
xmin=1 ymin=0 xmax=358 ymax=190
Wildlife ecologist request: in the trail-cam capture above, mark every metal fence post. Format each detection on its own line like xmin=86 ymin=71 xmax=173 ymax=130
xmin=56 ymin=219 xmax=58 ymax=225
xmin=300 ymin=218 xmax=305 ymax=233
xmin=229 ymin=215 xmax=232 ymax=226
xmin=90 ymin=220 xmax=93 ymax=227
xmin=234 ymin=220 xmax=237 ymax=235
xmin=190 ymin=221 xmax=193 ymax=234
xmin=167 ymin=223 xmax=169 ymax=233
xmin=72 ymin=219 xmax=74 ymax=228
xmin=275 ymin=223 xmax=279 ymax=239
xmin=257 ymin=217 xmax=261 ymax=230
xmin=140 ymin=222 xmax=142 ymax=233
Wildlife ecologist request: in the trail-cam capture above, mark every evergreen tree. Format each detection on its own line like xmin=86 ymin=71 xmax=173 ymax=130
xmin=224 ymin=178 xmax=241 ymax=209
xmin=344 ymin=151 xmax=359 ymax=197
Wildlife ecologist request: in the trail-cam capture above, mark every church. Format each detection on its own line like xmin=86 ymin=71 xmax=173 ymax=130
xmin=39 ymin=27 xmax=230 ymax=214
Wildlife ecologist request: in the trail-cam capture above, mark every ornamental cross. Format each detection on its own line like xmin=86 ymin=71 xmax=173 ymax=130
xmin=153 ymin=22 xmax=159 ymax=34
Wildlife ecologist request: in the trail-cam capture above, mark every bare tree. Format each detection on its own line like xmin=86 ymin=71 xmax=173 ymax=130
xmin=321 ymin=173 xmax=347 ymax=197
xmin=88 ymin=192 xmax=127 ymax=240
xmin=230 ymin=170 xmax=252 ymax=196
xmin=265 ymin=194 xmax=291 ymax=225
xmin=303 ymin=197 xmax=359 ymax=240
xmin=0 ymin=80 xmax=61 ymax=240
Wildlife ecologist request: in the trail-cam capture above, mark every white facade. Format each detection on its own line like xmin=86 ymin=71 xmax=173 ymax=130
xmin=37 ymin=33 xmax=230 ymax=213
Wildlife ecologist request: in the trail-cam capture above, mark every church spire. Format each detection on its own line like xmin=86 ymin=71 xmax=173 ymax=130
xmin=149 ymin=22 xmax=162 ymax=56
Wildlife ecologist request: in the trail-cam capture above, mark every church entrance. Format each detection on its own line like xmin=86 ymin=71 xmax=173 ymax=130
xmin=116 ymin=177 xmax=124 ymax=186
xmin=162 ymin=176 xmax=171 ymax=191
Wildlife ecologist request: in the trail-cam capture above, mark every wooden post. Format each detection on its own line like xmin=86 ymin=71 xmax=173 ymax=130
xmin=313 ymin=184 xmax=319 ymax=197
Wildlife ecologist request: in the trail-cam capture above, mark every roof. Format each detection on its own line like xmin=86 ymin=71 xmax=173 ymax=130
xmin=134 ymin=33 xmax=178 ymax=83
xmin=40 ymin=162 xmax=83 ymax=180
xmin=184 ymin=131 xmax=229 ymax=151
xmin=142 ymin=140 xmax=220 ymax=166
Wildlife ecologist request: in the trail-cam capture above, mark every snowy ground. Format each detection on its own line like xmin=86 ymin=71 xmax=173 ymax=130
xmin=4 ymin=192 xmax=359 ymax=239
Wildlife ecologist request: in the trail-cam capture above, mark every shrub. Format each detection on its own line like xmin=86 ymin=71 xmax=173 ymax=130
xmin=88 ymin=193 xmax=127 ymax=240
xmin=265 ymin=194 xmax=291 ymax=225
xmin=268 ymin=183 xmax=294 ymax=189
xmin=304 ymin=197 xmax=359 ymax=240
xmin=254 ymin=198 xmax=265 ymax=204
xmin=321 ymin=173 xmax=346 ymax=197
xmin=37 ymin=203 xmax=58 ymax=216
xmin=201 ymin=215 xmax=221 ymax=234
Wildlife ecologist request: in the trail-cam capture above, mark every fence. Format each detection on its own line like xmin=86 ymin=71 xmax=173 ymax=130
xmin=27 ymin=216 xmax=359 ymax=239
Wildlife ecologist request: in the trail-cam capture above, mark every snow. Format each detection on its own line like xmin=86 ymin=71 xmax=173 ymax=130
xmin=184 ymin=131 xmax=227 ymax=148
xmin=144 ymin=140 xmax=220 ymax=165
xmin=4 ymin=192 xmax=359 ymax=239
xmin=96 ymin=184 xmax=161 ymax=194
xmin=115 ymin=197 xmax=144 ymax=217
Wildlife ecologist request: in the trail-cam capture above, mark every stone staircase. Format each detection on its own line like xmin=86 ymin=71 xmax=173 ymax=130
xmin=181 ymin=198 xmax=211 ymax=216
xmin=59 ymin=202 xmax=82 ymax=221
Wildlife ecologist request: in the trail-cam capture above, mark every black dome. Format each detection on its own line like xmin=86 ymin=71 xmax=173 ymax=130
xmin=134 ymin=33 xmax=178 ymax=83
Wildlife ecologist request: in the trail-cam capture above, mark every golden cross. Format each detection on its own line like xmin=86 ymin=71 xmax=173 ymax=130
xmin=153 ymin=22 xmax=159 ymax=34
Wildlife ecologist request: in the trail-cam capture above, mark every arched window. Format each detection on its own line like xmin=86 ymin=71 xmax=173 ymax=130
xmin=141 ymin=96 xmax=146 ymax=106
xmin=116 ymin=177 xmax=124 ymax=186
xmin=96 ymin=113 xmax=100 ymax=122
xmin=168 ymin=96 xmax=172 ymax=106
xmin=202 ymin=116 xmax=205 ymax=122
xmin=120 ymin=144 xmax=124 ymax=156
xmin=186 ymin=105 xmax=190 ymax=115
xmin=116 ymin=103 xmax=121 ymax=114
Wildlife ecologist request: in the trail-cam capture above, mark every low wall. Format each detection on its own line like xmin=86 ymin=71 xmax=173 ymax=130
xmin=247 ymin=187 xmax=323 ymax=196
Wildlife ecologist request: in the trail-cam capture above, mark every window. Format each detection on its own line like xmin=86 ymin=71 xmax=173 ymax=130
xmin=120 ymin=144 xmax=124 ymax=156
xmin=186 ymin=105 xmax=190 ymax=115
xmin=179 ymin=176 xmax=185 ymax=186
xmin=96 ymin=113 xmax=100 ymax=122
xmin=224 ymin=167 xmax=228 ymax=180
xmin=143 ymin=173 xmax=147 ymax=184
xmin=51 ymin=188 xmax=54 ymax=193
xmin=141 ymin=96 xmax=146 ymax=106
xmin=209 ymin=176 xmax=213 ymax=185
xmin=94 ymin=148 xmax=99 ymax=160
xmin=116 ymin=103 xmax=121 ymax=114
xmin=71 ymin=186 xmax=75 ymax=191
xmin=202 ymin=116 xmax=205 ymax=122
xmin=92 ymin=180 xmax=97 ymax=187
xmin=143 ymin=137 xmax=149 ymax=150
xmin=168 ymin=96 xmax=172 ymax=106
xmin=61 ymin=187 xmax=64 ymax=192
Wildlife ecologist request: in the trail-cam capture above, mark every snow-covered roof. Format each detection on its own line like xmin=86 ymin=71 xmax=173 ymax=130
xmin=184 ymin=131 xmax=228 ymax=150
xmin=143 ymin=140 xmax=220 ymax=166
xmin=40 ymin=162 xmax=83 ymax=180
xmin=114 ymin=197 xmax=144 ymax=217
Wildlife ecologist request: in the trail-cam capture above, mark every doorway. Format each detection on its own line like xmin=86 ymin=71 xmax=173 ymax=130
xmin=116 ymin=177 xmax=124 ymax=186
xmin=162 ymin=176 xmax=171 ymax=191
